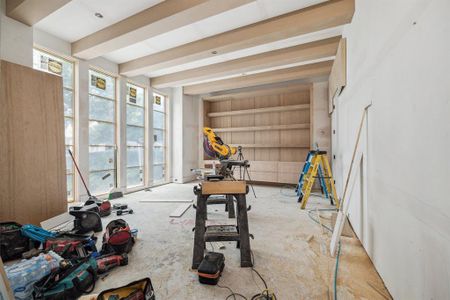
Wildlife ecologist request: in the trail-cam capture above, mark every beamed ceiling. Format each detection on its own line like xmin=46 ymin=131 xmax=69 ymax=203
xmin=7 ymin=0 xmax=354 ymax=95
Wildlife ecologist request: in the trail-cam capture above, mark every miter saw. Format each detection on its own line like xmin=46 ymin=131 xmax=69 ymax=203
xmin=202 ymin=127 xmax=256 ymax=197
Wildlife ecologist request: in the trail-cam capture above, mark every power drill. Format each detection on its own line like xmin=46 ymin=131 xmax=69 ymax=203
xmin=96 ymin=253 xmax=128 ymax=273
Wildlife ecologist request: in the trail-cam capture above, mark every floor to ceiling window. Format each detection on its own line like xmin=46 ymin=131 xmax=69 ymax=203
xmin=153 ymin=92 xmax=167 ymax=185
xmin=88 ymin=69 xmax=117 ymax=195
xmin=33 ymin=48 xmax=75 ymax=201
xmin=126 ymin=83 xmax=146 ymax=188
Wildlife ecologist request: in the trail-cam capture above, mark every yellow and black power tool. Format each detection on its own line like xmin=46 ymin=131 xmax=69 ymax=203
xmin=203 ymin=127 xmax=237 ymax=160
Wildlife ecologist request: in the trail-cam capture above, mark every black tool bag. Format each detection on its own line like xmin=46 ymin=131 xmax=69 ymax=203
xmin=70 ymin=204 xmax=103 ymax=234
xmin=101 ymin=219 xmax=135 ymax=255
xmin=33 ymin=256 xmax=98 ymax=300
xmin=198 ymin=252 xmax=225 ymax=285
xmin=97 ymin=277 xmax=155 ymax=300
xmin=0 ymin=222 xmax=32 ymax=261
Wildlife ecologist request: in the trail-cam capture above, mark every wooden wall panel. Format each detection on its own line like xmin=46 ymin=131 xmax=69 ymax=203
xmin=254 ymin=94 xmax=280 ymax=108
xmin=211 ymin=116 xmax=231 ymax=128
xmin=280 ymin=148 xmax=310 ymax=162
xmin=0 ymin=60 xmax=66 ymax=225
xmin=281 ymin=90 xmax=310 ymax=105
xmin=210 ymin=100 xmax=231 ymax=113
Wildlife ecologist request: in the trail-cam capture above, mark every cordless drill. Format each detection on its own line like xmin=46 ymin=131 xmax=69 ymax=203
xmin=96 ymin=253 xmax=128 ymax=273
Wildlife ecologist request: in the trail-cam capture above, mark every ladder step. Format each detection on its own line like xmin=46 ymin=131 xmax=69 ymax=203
xmin=205 ymin=225 xmax=240 ymax=242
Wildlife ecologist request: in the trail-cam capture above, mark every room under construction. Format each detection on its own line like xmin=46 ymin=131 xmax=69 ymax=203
xmin=0 ymin=0 xmax=448 ymax=299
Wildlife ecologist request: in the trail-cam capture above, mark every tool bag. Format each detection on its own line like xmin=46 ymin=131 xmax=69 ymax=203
xmin=0 ymin=222 xmax=32 ymax=261
xmin=70 ymin=204 xmax=103 ymax=234
xmin=33 ymin=256 xmax=98 ymax=300
xmin=85 ymin=199 xmax=112 ymax=217
xmin=101 ymin=219 xmax=135 ymax=255
xmin=197 ymin=252 xmax=225 ymax=285
xmin=45 ymin=234 xmax=97 ymax=258
xmin=97 ymin=277 xmax=155 ymax=300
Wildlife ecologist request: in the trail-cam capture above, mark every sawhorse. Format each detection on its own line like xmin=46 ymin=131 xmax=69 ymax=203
xmin=192 ymin=180 xmax=252 ymax=269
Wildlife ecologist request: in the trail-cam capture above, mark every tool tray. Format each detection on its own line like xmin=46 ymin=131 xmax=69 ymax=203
xmin=198 ymin=252 xmax=225 ymax=285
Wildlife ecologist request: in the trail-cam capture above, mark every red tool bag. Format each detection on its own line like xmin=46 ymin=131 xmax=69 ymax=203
xmin=101 ymin=219 xmax=135 ymax=255
xmin=45 ymin=234 xmax=97 ymax=258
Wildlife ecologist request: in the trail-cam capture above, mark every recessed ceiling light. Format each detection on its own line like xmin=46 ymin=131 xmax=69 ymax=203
xmin=211 ymin=51 xmax=217 ymax=55
xmin=95 ymin=12 xmax=103 ymax=18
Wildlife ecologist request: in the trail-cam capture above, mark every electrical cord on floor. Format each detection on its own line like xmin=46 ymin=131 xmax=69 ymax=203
xmin=279 ymin=185 xmax=329 ymax=200
xmin=279 ymin=184 xmax=298 ymax=197
xmin=250 ymin=251 xmax=277 ymax=300
xmin=306 ymin=208 xmax=342 ymax=300
xmin=217 ymin=283 xmax=248 ymax=300
xmin=307 ymin=208 xmax=337 ymax=233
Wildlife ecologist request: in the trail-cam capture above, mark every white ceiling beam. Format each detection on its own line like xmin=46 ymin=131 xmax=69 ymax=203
xmin=183 ymin=61 xmax=333 ymax=95
xmin=152 ymin=36 xmax=341 ymax=88
xmin=120 ymin=0 xmax=354 ymax=77
xmin=71 ymin=0 xmax=255 ymax=60
xmin=6 ymin=0 xmax=71 ymax=26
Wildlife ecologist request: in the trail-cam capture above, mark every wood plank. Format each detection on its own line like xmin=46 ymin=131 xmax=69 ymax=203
xmin=152 ymin=36 xmax=341 ymax=88
xmin=169 ymin=204 xmax=192 ymax=218
xmin=120 ymin=0 xmax=355 ymax=76
xmin=213 ymin=123 xmax=310 ymax=132
xmin=208 ymin=104 xmax=310 ymax=117
xmin=184 ymin=60 xmax=333 ymax=95
xmin=6 ymin=0 xmax=71 ymax=26
xmin=0 ymin=60 xmax=67 ymax=225
xmin=202 ymin=181 xmax=246 ymax=195
xmin=203 ymin=84 xmax=310 ymax=101
xmin=40 ymin=212 xmax=74 ymax=231
xmin=72 ymin=0 xmax=254 ymax=59
xmin=0 ymin=258 xmax=14 ymax=300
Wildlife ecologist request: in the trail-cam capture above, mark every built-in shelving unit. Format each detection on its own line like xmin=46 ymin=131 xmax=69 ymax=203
xmin=202 ymin=85 xmax=312 ymax=184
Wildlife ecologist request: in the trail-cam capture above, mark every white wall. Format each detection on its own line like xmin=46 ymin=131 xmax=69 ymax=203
xmin=0 ymin=0 xmax=32 ymax=67
xmin=333 ymin=0 xmax=450 ymax=298
xmin=311 ymin=81 xmax=331 ymax=154
xmin=183 ymin=94 xmax=200 ymax=180
xmin=170 ymin=88 xmax=200 ymax=183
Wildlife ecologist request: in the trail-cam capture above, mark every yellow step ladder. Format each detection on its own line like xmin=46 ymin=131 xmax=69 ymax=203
xmin=299 ymin=151 xmax=340 ymax=209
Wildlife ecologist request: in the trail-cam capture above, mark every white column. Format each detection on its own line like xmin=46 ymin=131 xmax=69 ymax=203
xmin=117 ymin=77 xmax=127 ymax=191
xmin=171 ymin=87 xmax=184 ymax=183
xmin=146 ymin=84 xmax=154 ymax=186
xmin=75 ymin=60 xmax=90 ymax=201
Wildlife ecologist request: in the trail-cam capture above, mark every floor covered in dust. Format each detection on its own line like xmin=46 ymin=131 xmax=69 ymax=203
xmin=90 ymin=183 xmax=391 ymax=299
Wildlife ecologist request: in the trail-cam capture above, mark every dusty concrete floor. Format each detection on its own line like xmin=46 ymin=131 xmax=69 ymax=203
xmin=90 ymin=183 xmax=392 ymax=300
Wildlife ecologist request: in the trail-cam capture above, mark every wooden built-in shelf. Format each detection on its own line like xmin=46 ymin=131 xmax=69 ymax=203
xmin=213 ymin=123 xmax=309 ymax=132
xmin=202 ymin=85 xmax=312 ymax=184
xmin=207 ymin=104 xmax=310 ymax=117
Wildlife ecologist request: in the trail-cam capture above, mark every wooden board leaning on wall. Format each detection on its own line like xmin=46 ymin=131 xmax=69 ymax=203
xmin=0 ymin=60 xmax=67 ymax=225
